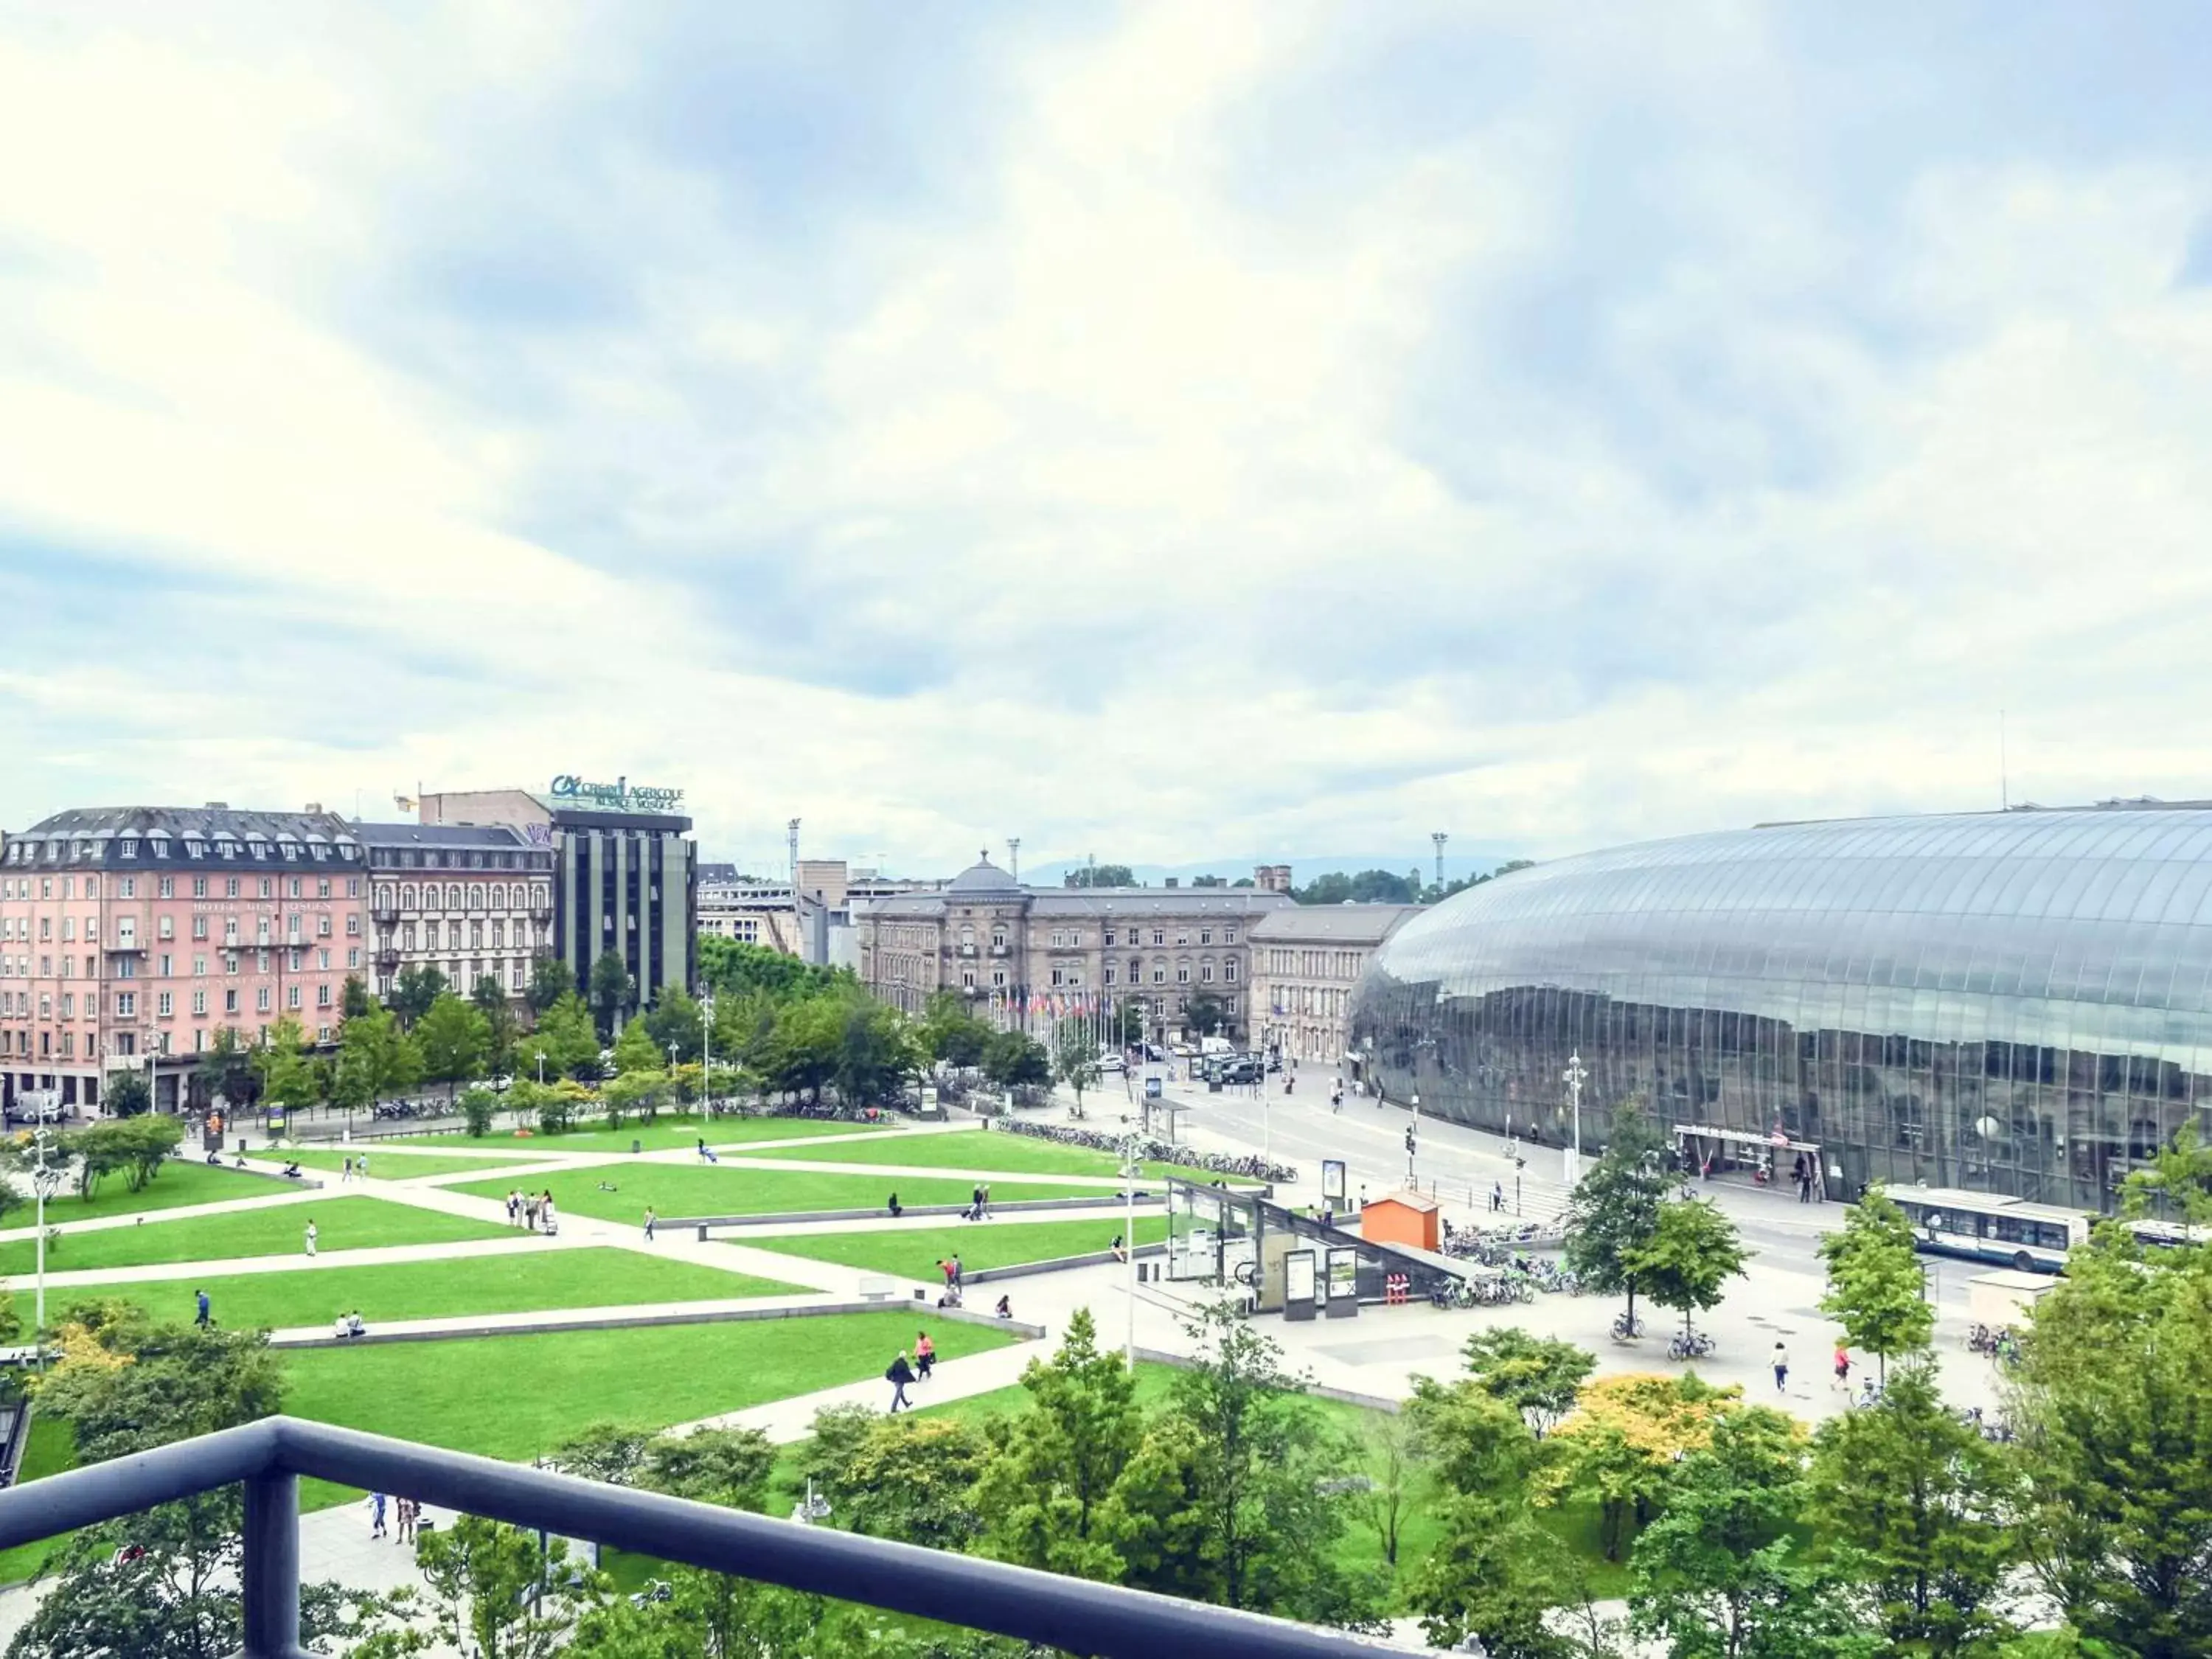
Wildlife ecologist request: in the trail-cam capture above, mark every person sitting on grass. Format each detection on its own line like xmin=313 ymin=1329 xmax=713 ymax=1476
xmin=887 ymin=1192 xmax=903 ymax=1219
xmin=994 ymin=1295 xmax=1013 ymax=1320
xmin=1110 ymin=1234 xmax=1127 ymax=1263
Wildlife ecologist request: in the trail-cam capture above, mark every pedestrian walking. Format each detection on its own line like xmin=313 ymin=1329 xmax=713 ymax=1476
xmin=1832 ymin=1346 xmax=1851 ymax=1391
xmin=1491 ymin=1181 xmax=1504 ymax=1213
xmin=981 ymin=1183 xmax=992 ymax=1219
xmin=358 ymin=1152 xmax=370 ymax=1179
xmin=304 ymin=1219 xmax=318 ymax=1257
xmin=1772 ymin=1341 xmax=1790 ymax=1393
xmin=369 ymin=1492 xmax=388 ymax=1540
xmin=950 ymin=1253 xmax=963 ymax=1290
xmin=886 ymin=1350 xmax=915 ymax=1412
xmin=396 ymin=1496 xmax=418 ymax=1543
xmin=939 ymin=1258 xmax=957 ymax=1290
xmin=507 ymin=1190 xmax=521 ymax=1227
xmin=698 ymin=1136 xmax=709 ymax=1161
xmin=643 ymin=1206 xmax=657 ymax=1242
xmin=195 ymin=1287 xmax=211 ymax=1328
xmin=1330 ymin=1084 xmax=1343 ymax=1113
xmin=341 ymin=1155 xmax=355 ymax=1183
xmin=970 ymin=1183 xmax=985 ymax=1222
xmin=524 ymin=1194 xmax=540 ymax=1231
xmin=916 ymin=1330 xmax=935 ymax=1380
xmin=1357 ymin=1184 xmax=1368 ymax=1211
xmin=540 ymin=1193 xmax=558 ymax=1235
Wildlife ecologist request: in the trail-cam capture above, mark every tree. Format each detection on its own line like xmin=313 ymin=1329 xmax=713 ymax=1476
xmin=1818 ymin=1188 xmax=1934 ymax=1384
xmin=253 ymin=1015 xmax=320 ymax=1116
xmin=335 ymin=1001 xmax=423 ymax=1110
xmin=340 ymin=973 xmax=373 ymax=1020
xmin=1809 ymin=1359 xmax=2017 ymax=1657
xmin=2007 ymin=1232 xmax=2212 ymax=1657
xmin=1550 ymin=1371 xmax=1743 ymax=1559
xmin=981 ymin=1029 xmax=1051 ymax=1091
xmin=473 ymin=973 xmax=518 ymax=1077
xmin=639 ymin=1425 xmax=774 ymax=1512
xmin=832 ymin=997 xmax=919 ymax=1108
xmin=389 ymin=962 xmax=448 ymax=1028
xmin=921 ymin=993 xmax=992 ymax=1070
xmin=1295 ymin=869 xmax=1419 ymax=905
xmin=526 ymin=952 xmax=575 ymax=1014
xmin=416 ymin=1512 xmax=605 ymax=1659
xmin=641 ymin=986 xmax=705 ymax=1065
xmin=833 ymin=1416 xmax=992 ymax=1551
xmin=520 ymin=991 xmax=602 ymax=1083
xmin=975 ymin=1309 xmax=1139 ymax=1580
xmin=60 ymin=1115 xmax=184 ymax=1200
xmin=1102 ymin=1298 xmax=1383 ymax=1626
xmin=1458 ymin=1327 xmax=1596 ymax=1438
xmin=1065 ymin=864 xmax=1136 ymax=888
xmin=1628 ymin=1408 xmax=1877 ymax=1659
xmin=589 ymin=950 xmax=636 ymax=1040
xmin=192 ymin=1025 xmax=262 ymax=1113
xmin=549 ymin=1421 xmax=654 ymax=1487
xmin=416 ymin=992 xmax=491 ymax=1102
xmin=1053 ymin=1023 xmax=1103 ymax=1118
xmin=1626 ymin=1196 xmax=1750 ymax=1339
xmin=1185 ymin=991 xmax=1228 ymax=1038
xmin=698 ymin=935 xmax=851 ymax=1002
xmin=612 ymin=1018 xmax=664 ymax=1077
xmin=1564 ymin=1101 xmax=1672 ymax=1332
xmin=103 ymin=1068 xmax=150 ymax=1117
xmin=458 ymin=1085 xmax=500 ymax=1138
xmin=1355 ymin=1411 xmax=1416 ymax=1570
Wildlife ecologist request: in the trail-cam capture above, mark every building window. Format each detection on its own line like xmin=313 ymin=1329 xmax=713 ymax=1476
xmin=157 ymin=991 xmax=173 ymax=1017
xmin=225 ymin=989 xmax=239 ymax=1013
xmin=1152 ymin=965 xmax=1166 ymax=984
xmin=1152 ymin=930 xmax=1165 ymax=946
xmin=192 ymin=990 xmax=207 ymax=1015
xmin=1176 ymin=962 xmax=1191 ymax=984
xmin=1201 ymin=929 xmax=1212 ymax=945
xmin=116 ymin=991 xmax=136 ymax=1016
xmin=1225 ymin=959 xmax=1239 ymax=982
xmin=194 ymin=956 xmax=206 ymax=976
xmin=347 ymin=948 xmax=360 ymax=969
xmin=257 ymin=987 xmax=272 ymax=1013
xmin=1201 ymin=961 xmax=1215 ymax=983
xmin=316 ymin=984 xmax=331 ymax=1008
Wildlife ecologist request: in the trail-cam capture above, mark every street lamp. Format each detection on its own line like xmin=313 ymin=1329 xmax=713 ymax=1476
xmin=1121 ymin=1132 xmax=1141 ymax=1370
xmin=1562 ymin=1051 xmax=1588 ymax=1186
xmin=700 ymin=989 xmax=715 ymax=1116
xmin=31 ymin=1127 xmax=60 ymax=1350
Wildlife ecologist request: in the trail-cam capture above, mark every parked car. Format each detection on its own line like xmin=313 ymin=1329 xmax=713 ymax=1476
xmin=1217 ymin=1057 xmax=1263 ymax=1085
xmin=1096 ymin=1051 xmax=1126 ymax=1074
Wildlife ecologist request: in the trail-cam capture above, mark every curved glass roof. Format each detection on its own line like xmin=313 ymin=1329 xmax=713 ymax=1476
xmin=1369 ymin=810 xmax=2212 ymax=1060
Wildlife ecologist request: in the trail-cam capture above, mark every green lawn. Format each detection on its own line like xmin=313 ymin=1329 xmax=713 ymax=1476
xmin=51 ymin=1247 xmax=803 ymax=1332
xmin=13 ymin=1158 xmax=292 ymax=1224
xmin=746 ymin=1130 xmax=1200 ymax=1183
xmin=283 ymin=1312 xmax=1018 ymax=1509
xmin=448 ymin=1167 xmax=1082 ymax=1225
xmin=749 ymin=1217 xmax=1170 ymax=1279
xmin=1 ymin=1196 xmax=510 ymax=1277
xmin=277 ymin=1147 xmax=560 ymax=1181
xmin=403 ymin=1116 xmax=887 ymax=1154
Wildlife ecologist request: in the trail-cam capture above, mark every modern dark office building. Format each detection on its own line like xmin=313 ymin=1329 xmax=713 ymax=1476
xmin=1349 ymin=806 xmax=2212 ymax=1212
xmin=419 ymin=785 xmax=697 ymax=1018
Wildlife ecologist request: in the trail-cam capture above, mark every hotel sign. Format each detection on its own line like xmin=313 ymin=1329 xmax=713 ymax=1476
xmin=548 ymin=775 xmax=686 ymax=813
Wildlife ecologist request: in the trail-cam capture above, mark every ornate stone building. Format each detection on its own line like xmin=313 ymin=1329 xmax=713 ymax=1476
xmin=1248 ymin=903 xmax=1422 ymax=1067
xmin=360 ymin=822 xmax=554 ymax=1006
xmin=857 ymin=854 xmax=1294 ymax=1039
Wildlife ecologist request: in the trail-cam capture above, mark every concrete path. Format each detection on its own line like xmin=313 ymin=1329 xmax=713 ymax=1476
xmin=667 ymin=1338 xmax=1046 ymax=1442
xmin=25 ymin=1231 xmax=585 ymax=1287
xmin=263 ymin=1289 xmax=846 ymax=1346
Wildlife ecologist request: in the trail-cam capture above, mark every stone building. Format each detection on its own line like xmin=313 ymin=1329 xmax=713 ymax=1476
xmin=360 ymin=822 xmax=554 ymax=1005
xmin=1248 ymin=903 xmax=1422 ymax=1068
xmin=856 ymin=853 xmax=1293 ymax=1039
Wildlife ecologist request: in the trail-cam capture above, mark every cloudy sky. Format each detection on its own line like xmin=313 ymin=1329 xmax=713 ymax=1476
xmin=4 ymin=3 xmax=2211 ymax=876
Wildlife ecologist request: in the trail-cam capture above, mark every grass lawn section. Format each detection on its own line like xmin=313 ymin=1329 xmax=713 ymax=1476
xmin=0 ymin=1196 xmax=509 ymax=1277
xmin=448 ymin=1166 xmax=1084 ymax=1225
xmin=50 ymin=1247 xmax=804 ymax=1332
xmin=745 ymin=1130 xmax=1220 ymax=1183
xmin=751 ymin=1216 xmax=1171 ymax=1279
xmin=279 ymin=1147 xmax=560 ymax=1180
xmin=0 ymin=1415 xmax=80 ymax=1585
xmin=18 ymin=1158 xmax=293 ymax=1225
xmin=282 ymin=1312 xmax=1018 ymax=1511
xmin=401 ymin=1116 xmax=888 ymax=1155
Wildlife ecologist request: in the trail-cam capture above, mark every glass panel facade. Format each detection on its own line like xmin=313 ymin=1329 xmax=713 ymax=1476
xmin=1348 ymin=810 xmax=2212 ymax=1213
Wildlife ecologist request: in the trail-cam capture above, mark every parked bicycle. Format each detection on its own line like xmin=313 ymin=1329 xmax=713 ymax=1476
xmin=1666 ymin=1329 xmax=1717 ymax=1362
xmin=1610 ymin=1310 xmax=1646 ymax=1342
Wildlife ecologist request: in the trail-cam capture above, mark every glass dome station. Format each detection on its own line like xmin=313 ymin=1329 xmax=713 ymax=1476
xmin=1347 ymin=807 xmax=2212 ymax=1213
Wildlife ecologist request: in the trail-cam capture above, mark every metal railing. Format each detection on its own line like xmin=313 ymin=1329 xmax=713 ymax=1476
xmin=0 ymin=1416 xmax=1380 ymax=1659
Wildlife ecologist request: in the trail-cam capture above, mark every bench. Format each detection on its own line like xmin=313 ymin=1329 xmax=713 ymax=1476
xmin=858 ymin=1276 xmax=897 ymax=1303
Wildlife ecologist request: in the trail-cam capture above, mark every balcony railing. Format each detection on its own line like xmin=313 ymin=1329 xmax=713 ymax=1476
xmin=0 ymin=1416 xmax=1371 ymax=1659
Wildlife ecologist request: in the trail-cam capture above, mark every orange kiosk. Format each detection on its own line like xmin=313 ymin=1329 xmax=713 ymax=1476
xmin=1358 ymin=1190 xmax=1441 ymax=1253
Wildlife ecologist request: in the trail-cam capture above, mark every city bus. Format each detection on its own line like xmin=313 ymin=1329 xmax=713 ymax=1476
xmin=1886 ymin=1187 xmax=2091 ymax=1274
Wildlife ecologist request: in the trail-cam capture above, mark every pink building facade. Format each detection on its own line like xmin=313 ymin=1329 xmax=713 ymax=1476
xmin=1 ymin=807 xmax=369 ymax=1115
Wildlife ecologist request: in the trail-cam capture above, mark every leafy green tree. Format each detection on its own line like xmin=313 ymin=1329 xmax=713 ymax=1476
xmin=103 ymin=1068 xmax=150 ymax=1117
xmin=1629 ymin=1408 xmax=1877 ymax=1659
xmin=549 ymin=1421 xmax=653 ymax=1486
xmin=472 ymin=973 xmax=518 ymax=1076
xmin=340 ymin=973 xmax=372 ymax=1020
xmin=192 ymin=1025 xmax=263 ymax=1113
xmin=1551 ymin=1371 xmax=1743 ymax=1560
xmin=1458 ymin=1327 xmax=1596 ymax=1438
xmin=457 ymin=1085 xmax=500 ymax=1138
xmin=639 ymin=1425 xmax=775 ymax=1512
xmin=641 ymin=986 xmax=705 ymax=1065
xmin=389 ymin=962 xmax=448 ymax=1028
xmin=612 ymin=1018 xmax=664 ymax=1077
xmin=753 ymin=995 xmax=842 ymax=1100
xmin=1065 ymin=864 xmax=1137 ymax=888
xmin=416 ymin=992 xmax=491 ymax=1102
xmin=1564 ymin=1101 xmax=1672 ymax=1332
xmin=588 ymin=950 xmax=636 ymax=1040
xmin=981 ymin=1029 xmax=1051 ymax=1091
xmin=920 ymin=992 xmax=992 ymax=1069
xmin=2008 ymin=1232 xmax=2212 ymax=1657
xmin=832 ymin=996 xmax=919 ymax=1108
xmin=1626 ymin=1197 xmax=1750 ymax=1340
xmin=834 ymin=1416 xmax=992 ymax=1551
xmin=253 ymin=1014 xmax=321 ymax=1116
xmin=697 ymin=935 xmax=851 ymax=1001
xmin=975 ymin=1308 xmax=1139 ymax=1580
xmin=1102 ymin=1298 xmax=1382 ymax=1625
xmin=416 ymin=1512 xmax=606 ymax=1658
xmin=1185 ymin=991 xmax=1228 ymax=1038
xmin=527 ymin=952 xmax=575 ymax=1014
xmin=1818 ymin=1188 xmax=1934 ymax=1383
xmin=60 ymin=1115 xmax=184 ymax=1200
xmin=793 ymin=1402 xmax=877 ymax=1517
xmin=1809 ymin=1359 xmax=2017 ymax=1657
xmin=1052 ymin=1022 xmax=1103 ymax=1117
xmin=335 ymin=1001 xmax=423 ymax=1109
xmin=518 ymin=991 xmax=601 ymax=1082
xmin=1295 ymin=869 xmax=1419 ymax=905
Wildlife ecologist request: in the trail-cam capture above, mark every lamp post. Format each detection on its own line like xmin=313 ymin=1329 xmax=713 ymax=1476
xmin=1121 ymin=1132 xmax=1140 ymax=1370
xmin=1562 ymin=1051 xmax=1587 ymax=1186
xmin=31 ymin=1127 xmax=60 ymax=1349
xmin=700 ymin=989 xmax=714 ymax=1116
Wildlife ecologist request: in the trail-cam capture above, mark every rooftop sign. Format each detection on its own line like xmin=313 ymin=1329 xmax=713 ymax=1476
xmin=548 ymin=775 xmax=686 ymax=813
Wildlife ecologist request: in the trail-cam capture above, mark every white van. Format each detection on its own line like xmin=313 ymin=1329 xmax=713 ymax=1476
xmin=1199 ymin=1036 xmax=1234 ymax=1057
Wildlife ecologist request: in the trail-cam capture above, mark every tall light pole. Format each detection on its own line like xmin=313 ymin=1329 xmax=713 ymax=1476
xmin=700 ymin=988 xmax=714 ymax=1115
xmin=1007 ymin=838 xmax=1021 ymax=886
xmin=1562 ymin=1051 xmax=1588 ymax=1185
xmin=1121 ymin=1131 xmax=1140 ymax=1369
xmin=31 ymin=1127 xmax=59 ymax=1347
xmin=1431 ymin=832 xmax=1449 ymax=891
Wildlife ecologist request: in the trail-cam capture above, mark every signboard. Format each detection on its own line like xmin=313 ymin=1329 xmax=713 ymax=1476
xmin=1321 ymin=1159 xmax=1347 ymax=1206
xmin=1325 ymin=1246 xmax=1361 ymax=1320
xmin=547 ymin=775 xmax=686 ymax=813
xmin=1284 ymin=1249 xmax=1318 ymax=1321
xmin=1144 ymin=1076 xmax=1164 ymax=1101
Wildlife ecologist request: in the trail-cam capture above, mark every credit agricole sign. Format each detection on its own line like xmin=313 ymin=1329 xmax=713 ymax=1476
xmin=547 ymin=775 xmax=686 ymax=812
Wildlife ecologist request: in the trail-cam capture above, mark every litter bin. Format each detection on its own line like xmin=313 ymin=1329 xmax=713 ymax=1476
xmin=1208 ymin=1079 xmax=1222 ymax=1094
xmin=631 ymin=1138 xmax=642 ymax=1155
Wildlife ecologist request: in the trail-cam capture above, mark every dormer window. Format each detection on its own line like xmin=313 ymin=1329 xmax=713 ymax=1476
xmin=185 ymin=840 xmax=206 ymax=858
xmin=119 ymin=838 xmax=139 ymax=859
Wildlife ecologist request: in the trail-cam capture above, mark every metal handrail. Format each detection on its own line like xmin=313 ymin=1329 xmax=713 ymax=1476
xmin=0 ymin=1416 xmax=1382 ymax=1659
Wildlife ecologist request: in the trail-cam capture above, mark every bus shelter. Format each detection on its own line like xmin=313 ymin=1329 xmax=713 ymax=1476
xmin=1164 ymin=1177 xmax=1447 ymax=1316
xmin=1674 ymin=1122 xmax=1828 ymax=1199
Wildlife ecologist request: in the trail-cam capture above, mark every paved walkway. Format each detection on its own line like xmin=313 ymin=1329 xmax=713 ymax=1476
xmin=668 ymin=1338 xmax=1044 ymax=1441
xmin=29 ymin=1232 xmax=582 ymax=1287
